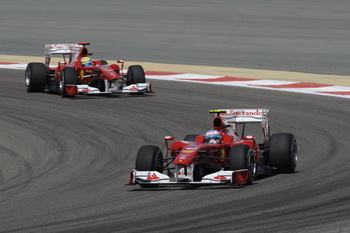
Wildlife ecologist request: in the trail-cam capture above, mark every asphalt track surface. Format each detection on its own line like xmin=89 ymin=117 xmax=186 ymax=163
xmin=1 ymin=69 xmax=350 ymax=233
xmin=1 ymin=1 xmax=350 ymax=233
xmin=1 ymin=0 xmax=350 ymax=75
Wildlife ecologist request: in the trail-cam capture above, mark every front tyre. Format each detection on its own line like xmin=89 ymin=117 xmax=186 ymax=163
xmin=228 ymin=145 xmax=256 ymax=184
xmin=25 ymin=63 xmax=47 ymax=92
xmin=127 ymin=65 xmax=146 ymax=84
xmin=269 ymin=133 xmax=297 ymax=173
xmin=60 ymin=67 xmax=78 ymax=98
xmin=135 ymin=145 xmax=163 ymax=188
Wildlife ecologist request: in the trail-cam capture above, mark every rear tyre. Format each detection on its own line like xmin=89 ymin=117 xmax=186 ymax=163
xmin=269 ymin=133 xmax=297 ymax=173
xmin=135 ymin=145 xmax=163 ymax=188
xmin=60 ymin=67 xmax=78 ymax=98
xmin=25 ymin=63 xmax=47 ymax=92
xmin=127 ymin=65 xmax=146 ymax=84
xmin=228 ymin=145 xmax=256 ymax=184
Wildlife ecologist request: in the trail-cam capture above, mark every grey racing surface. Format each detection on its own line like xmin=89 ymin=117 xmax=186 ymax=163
xmin=1 ymin=69 xmax=350 ymax=232
xmin=1 ymin=0 xmax=350 ymax=233
xmin=1 ymin=0 xmax=350 ymax=75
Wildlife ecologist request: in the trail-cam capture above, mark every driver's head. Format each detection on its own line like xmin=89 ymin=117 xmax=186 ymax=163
xmin=204 ymin=130 xmax=222 ymax=144
xmin=81 ymin=56 xmax=92 ymax=66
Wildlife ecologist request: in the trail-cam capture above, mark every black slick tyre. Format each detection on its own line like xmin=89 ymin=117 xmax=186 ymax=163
xmin=228 ymin=145 xmax=256 ymax=184
xmin=25 ymin=63 xmax=47 ymax=92
xmin=60 ymin=67 xmax=78 ymax=98
xmin=269 ymin=133 xmax=297 ymax=173
xmin=127 ymin=65 xmax=146 ymax=84
xmin=135 ymin=145 xmax=163 ymax=188
xmin=193 ymin=164 xmax=204 ymax=182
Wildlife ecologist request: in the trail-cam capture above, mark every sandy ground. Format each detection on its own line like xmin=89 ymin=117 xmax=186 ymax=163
xmin=2 ymin=54 xmax=350 ymax=87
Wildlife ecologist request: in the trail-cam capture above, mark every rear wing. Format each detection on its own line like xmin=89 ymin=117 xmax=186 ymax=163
xmin=44 ymin=43 xmax=90 ymax=66
xmin=45 ymin=44 xmax=83 ymax=56
xmin=210 ymin=109 xmax=270 ymax=147
xmin=210 ymin=109 xmax=269 ymax=123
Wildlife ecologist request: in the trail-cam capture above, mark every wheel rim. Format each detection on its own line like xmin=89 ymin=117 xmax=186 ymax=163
xmin=59 ymin=72 xmax=65 ymax=94
xmin=248 ymin=152 xmax=256 ymax=178
xmin=59 ymin=80 xmax=63 ymax=94
xmin=291 ymin=142 xmax=298 ymax=169
xmin=25 ymin=69 xmax=30 ymax=87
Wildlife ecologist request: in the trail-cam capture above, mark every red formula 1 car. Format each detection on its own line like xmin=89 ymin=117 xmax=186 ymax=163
xmin=25 ymin=42 xmax=152 ymax=97
xmin=129 ymin=109 xmax=298 ymax=188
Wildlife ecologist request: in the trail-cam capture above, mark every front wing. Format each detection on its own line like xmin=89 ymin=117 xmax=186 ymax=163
xmin=129 ymin=169 xmax=249 ymax=186
xmin=65 ymin=82 xmax=152 ymax=95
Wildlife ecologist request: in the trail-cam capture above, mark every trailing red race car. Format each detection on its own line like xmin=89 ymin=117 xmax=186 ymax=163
xmin=129 ymin=109 xmax=298 ymax=188
xmin=25 ymin=42 xmax=152 ymax=97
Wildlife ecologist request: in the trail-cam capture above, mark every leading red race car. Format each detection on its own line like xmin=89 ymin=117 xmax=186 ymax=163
xmin=25 ymin=42 xmax=152 ymax=97
xmin=129 ymin=109 xmax=298 ymax=188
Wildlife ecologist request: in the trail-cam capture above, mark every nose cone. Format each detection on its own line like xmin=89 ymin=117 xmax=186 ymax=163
xmin=173 ymin=145 xmax=200 ymax=165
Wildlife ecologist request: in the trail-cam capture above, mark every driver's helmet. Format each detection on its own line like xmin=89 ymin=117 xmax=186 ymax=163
xmin=204 ymin=130 xmax=222 ymax=144
xmin=81 ymin=56 xmax=92 ymax=66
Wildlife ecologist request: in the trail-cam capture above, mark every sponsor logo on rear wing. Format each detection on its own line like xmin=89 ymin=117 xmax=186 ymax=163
xmin=210 ymin=109 xmax=269 ymax=123
xmin=45 ymin=43 xmax=83 ymax=56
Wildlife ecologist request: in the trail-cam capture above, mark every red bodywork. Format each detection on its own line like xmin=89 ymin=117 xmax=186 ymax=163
xmin=130 ymin=109 xmax=271 ymax=186
xmin=48 ymin=42 xmax=122 ymax=87
xmin=165 ymin=115 xmax=261 ymax=168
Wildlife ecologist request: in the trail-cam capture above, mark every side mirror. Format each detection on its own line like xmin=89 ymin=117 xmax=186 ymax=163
xmin=243 ymin=135 xmax=255 ymax=140
xmin=164 ymin=136 xmax=175 ymax=153
xmin=165 ymin=136 xmax=175 ymax=141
